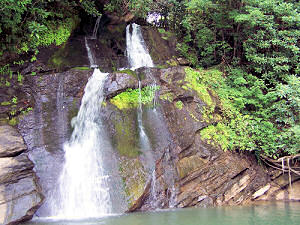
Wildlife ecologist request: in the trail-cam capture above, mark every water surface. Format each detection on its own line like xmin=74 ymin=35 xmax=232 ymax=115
xmin=24 ymin=202 xmax=300 ymax=225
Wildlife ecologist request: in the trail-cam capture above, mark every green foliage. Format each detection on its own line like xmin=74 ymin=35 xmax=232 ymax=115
xmin=175 ymin=100 xmax=183 ymax=110
xmin=184 ymin=67 xmax=222 ymax=107
xmin=234 ymin=0 xmax=300 ymax=86
xmin=185 ymin=65 xmax=299 ymax=158
xmin=0 ymin=0 xmax=100 ymax=59
xmin=28 ymin=18 xmax=79 ymax=49
xmin=104 ymin=0 xmax=153 ymax=18
xmin=110 ymin=86 xmax=160 ymax=110
xmin=0 ymin=64 xmax=13 ymax=87
xmin=153 ymin=0 xmax=300 ymax=158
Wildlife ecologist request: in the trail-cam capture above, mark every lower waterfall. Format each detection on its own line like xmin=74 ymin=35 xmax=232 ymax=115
xmin=49 ymin=69 xmax=112 ymax=219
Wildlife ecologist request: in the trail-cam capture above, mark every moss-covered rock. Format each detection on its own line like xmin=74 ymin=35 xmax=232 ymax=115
xmin=110 ymin=86 xmax=159 ymax=110
xmin=119 ymin=157 xmax=147 ymax=207
xmin=141 ymin=26 xmax=179 ymax=67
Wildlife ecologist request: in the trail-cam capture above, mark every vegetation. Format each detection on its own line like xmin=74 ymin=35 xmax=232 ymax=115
xmin=144 ymin=0 xmax=299 ymax=159
xmin=104 ymin=0 xmax=153 ymax=18
xmin=184 ymin=64 xmax=299 ymax=159
xmin=0 ymin=0 xmax=298 ymax=159
xmin=0 ymin=0 xmax=100 ymax=60
xmin=110 ymin=86 xmax=159 ymax=110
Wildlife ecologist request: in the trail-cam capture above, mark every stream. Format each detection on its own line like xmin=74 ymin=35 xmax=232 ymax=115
xmin=23 ymin=202 xmax=300 ymax=225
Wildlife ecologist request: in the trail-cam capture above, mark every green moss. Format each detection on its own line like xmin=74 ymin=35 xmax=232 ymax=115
xmin=71 ymin=66 xmax=91 ymax=71
xmin=156 ymin=64 xmax=168 ymax=69
xmin=177 ymin=155 xmax=207 ymax=179
xmin=184 ymin=67 xmax=214 ymax=107
xmin=159 ymin=92 xmax=175 ymax=102
xmin=166 ymin=59 xmax=178 ymax=67
xmin=175 ymin=100 xmax=183 ymax=110
xmin=119 ymin=158 xmax=146 ymax=206
xmin=110 ymin=86 xmax=160 ymax=110
xmin=189 ymin=111 xmax=200 ymax=122
xmin=117 ymin=69 xmax=137 ymax=79
xmin=1 ymin=101 xmax=11 ymax=106
xmin=8 ymin=117 xmax=18 ymax=126
xmin=114 ymin=116 xmax=141 ymax=158
xmin=49 ymin=43 xmax=67 ymax=68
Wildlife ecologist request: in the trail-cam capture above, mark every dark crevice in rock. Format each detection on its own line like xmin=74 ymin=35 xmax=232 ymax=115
xmin=231 ymin=168 xmax=249 ymax=180
xmin=105 ymin=86 xmax=136 ymax=100
xmin=174 ymin=95 xmax=194 ymax=103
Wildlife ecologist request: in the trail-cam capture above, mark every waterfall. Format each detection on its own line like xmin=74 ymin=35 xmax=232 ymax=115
xmin=92 ymin=16 xmax=101 ymax=39
xmin=126 ymin=23 xmax=154 ymax=70
xmin=137 ymin=80 xmax=155 ymax=171
xmin=126 ymin=24 xmax=155 ymax=166
xmin=50 ymin=69 xmax=111 ymax=219
xmin=126 ymin=23 xmax=161 ymax=208
xmin=48 ymin=27 xmax=120 ymax=218
xmin=85 ymin=37 xmax=97 ymax=68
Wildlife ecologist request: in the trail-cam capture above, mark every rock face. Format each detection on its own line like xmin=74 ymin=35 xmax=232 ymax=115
xmin=17 ymin=69 xmax=92 ymax=217
xmin=0 ymin=125 xmax=44 ymax=225
xmin=101 ymin=70 xmax=173 ymax=209
xmin=141 ymin=27 xmax=178 ymax=66
xmin=0 ymin=126 xmax=27 ymax=157
xmin=4 ymin=24 xmax=297 ymax=221
xmin=254 ymin=171 xmax=300 ymax=201
xmin=146 ymin=67 xmax=269 ymax=208
xmin=102 ymin=66 xmax=299 ymax=211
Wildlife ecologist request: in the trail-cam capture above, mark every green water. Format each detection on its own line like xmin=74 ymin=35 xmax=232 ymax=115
xmin=24 ymin=202 xmax=300 ymax=225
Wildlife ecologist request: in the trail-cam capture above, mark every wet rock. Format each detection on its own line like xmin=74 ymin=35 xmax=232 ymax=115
xmin=141 ymin=27 xmax=179 ymax=66
xmin=18 ymin=69 xmax=91 ymax=217
xmin=177 ymin=57 xmax=190 ymax=66
xmin=256 ymin=173 xmax=300 ymax=201
xmin=0 ymin=125 xmax=44 ymax=225
xmin=252 ymin=184 xmax=271 ymax=199
xmin=118 ymin=66 xmax=272 ymax=210
xmin=92 ymin=23 xmax=128 ymax=72
xmin=0 ymin=125 xmax=27 ymax=157
xmin=104 ymin=72 xmax=138 ymax=98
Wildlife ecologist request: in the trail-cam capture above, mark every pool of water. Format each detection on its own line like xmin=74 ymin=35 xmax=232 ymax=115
xmin=23 ymin=202 xmax=300 ymax=225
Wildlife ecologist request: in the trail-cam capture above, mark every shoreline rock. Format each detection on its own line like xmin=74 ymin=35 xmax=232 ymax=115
xmin=0 ymin=125 xmax=44 ymax=225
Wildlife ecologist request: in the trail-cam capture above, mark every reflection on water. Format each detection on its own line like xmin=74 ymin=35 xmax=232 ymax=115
xmin=23 ymin=202 xmax=300 ymax=225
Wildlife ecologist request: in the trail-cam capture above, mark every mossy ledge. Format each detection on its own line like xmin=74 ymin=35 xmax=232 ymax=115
xmin=110 ymin=85 xmax=159 ymax=110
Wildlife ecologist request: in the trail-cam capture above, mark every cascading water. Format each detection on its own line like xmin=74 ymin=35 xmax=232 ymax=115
xmin=51 ymin=69 xmax=111 ymax=219
xmin=85 ymin=37 xmax=97 ymax=68
xmin=48 ymin=28 xmax=117 ymax=218
xmin=92 ymin=16 xmax=101 ymax=39
xmin=126 ymin=23 xmax=161 ymax=207
xmin=137 ymin=80 xmax=155 ymax=171
xmin=126 ymin=24 xmax=155 ymax=170
xmin=126 ymin=23 xmax=154 ymax=70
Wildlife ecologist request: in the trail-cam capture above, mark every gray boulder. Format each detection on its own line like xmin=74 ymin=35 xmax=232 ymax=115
xmin=0 ymin=125 xmax=44 ymax=225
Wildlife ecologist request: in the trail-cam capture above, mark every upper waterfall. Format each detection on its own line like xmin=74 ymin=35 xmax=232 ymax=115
xmin=126 ymin=23 xmax=154 ymax=69
xmin=85 ymin=37 xmax=97 ymax=68
xmin=92 ymin=16 xmax=101 ymax=39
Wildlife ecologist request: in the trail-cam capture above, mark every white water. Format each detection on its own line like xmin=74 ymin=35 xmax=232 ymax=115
xmin=126 ymin=23 xmax=154 ymax=70
xmin=126 ymin=23 xmax=159 ymax=206
xmin=85 ymin=37 xmax=97 ymax=68
xmin=50 ymin=69 xmax=110 ymax=219
xmin=92 ymin=16 xmax=101 ymax=39
xmin=126 ymin=23 xmax=155 ymax=164
xmin=50 ymin=28 xmax=113 ymax=217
